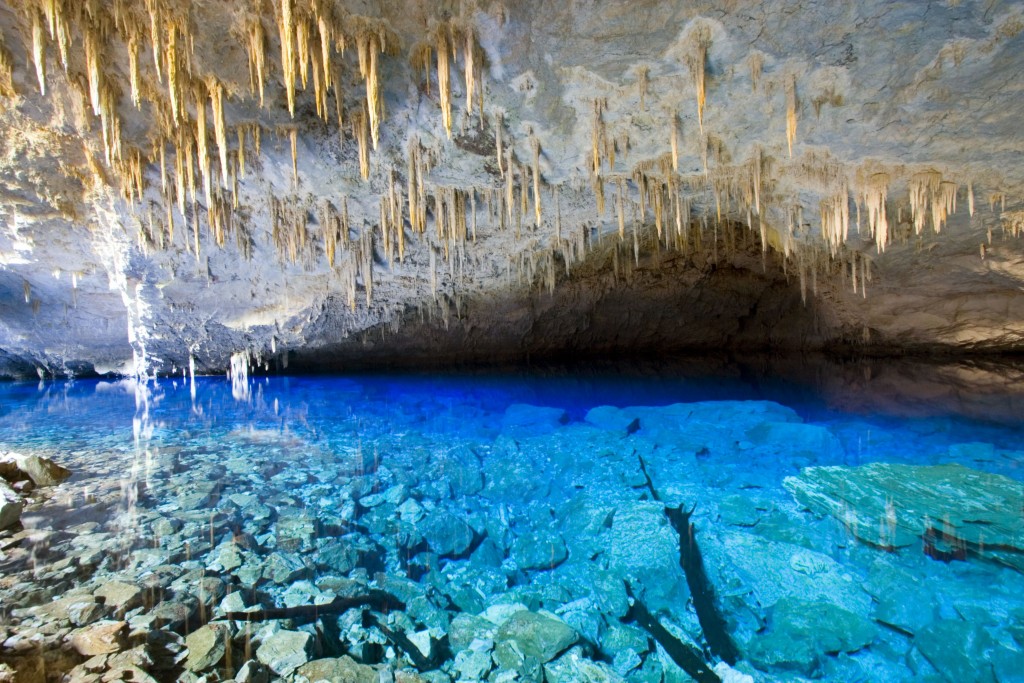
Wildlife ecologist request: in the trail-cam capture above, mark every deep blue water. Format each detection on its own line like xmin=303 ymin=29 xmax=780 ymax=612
xmin=1 ymin=363 xmax=1023 ymax=682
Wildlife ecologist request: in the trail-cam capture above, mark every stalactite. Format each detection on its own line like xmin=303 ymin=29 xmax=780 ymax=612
xmin=209 ymin=78 xmax=229 ymax=185
xmin=278 ymin=0 xmax=296 ymax=116
xmin=296 ymin=14 xmax=311 ymax=89
xmin=127 ymin=33 xmax=141 ymax=108
xmin=591 ymin=99 xmax=606 ymax=174
xmin=285 ymin=127 xmax=298 ymax=185
xmin=354 ymin=104 xmax=370 ymax=180
xmin=195 ymin=84 xmax=212 ymax=208
xmin=531 ymin=133 xmax=542 ymax=227
xmin=471 ymin=189 xmax=477 ymax=242
xmin=166 ymin=21 xmax=180 ymax=124
xmin=968 ymin=181 xmax=975 ymax=217
xmin=935 ymin=181 xmax=957 ymax=233
xmin=245 ymin=14 xmax=266 ymax=107
xmin=437 ymin=26 xmax=452 ymax=138
xmin=908 ymin=170 xmax=944 ymax=234
xmin=685 ymin=24 xmax=712 ymax=132
xmin=820 ymin=189 xmax=849 ymax=256
xmin=617 ymin=179 xmax=626 ymax=240
xmin=670 ymin=113 xmax=679 ymax=172
xmin=749 ymin=51 xmax=764 ymax=91
xmin=785 ymin=75 xmax=798 ymax=158
xmin=237 ymin=127 xmax=247 ymax=178
xmin=505 ymin=148 xmax=514 ymax=222
xmin=0 ymin=33 xmax=14 ymax=98
xmin=861 ymin=171 xmax=890 ymax=252
xmin=495 ymin=111 xmax=504 ymax=178
xmin=637 ymin=65 xmax=649 ymax=111
xmin=30 ymin=8 xmax=45 ymax=95
xmin=594 ymin=175 xmax=605 ymax=216
xmin=465 ymin=26 xmax=476 ymax=114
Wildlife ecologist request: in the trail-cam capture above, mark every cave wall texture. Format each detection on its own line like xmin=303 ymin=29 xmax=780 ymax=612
xmin=0 ymin=0 xmax=1023 ymax=378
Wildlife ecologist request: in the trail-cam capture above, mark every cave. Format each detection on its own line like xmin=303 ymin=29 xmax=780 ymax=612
xmin=1 ymin=1 xmax=1023 ymax=682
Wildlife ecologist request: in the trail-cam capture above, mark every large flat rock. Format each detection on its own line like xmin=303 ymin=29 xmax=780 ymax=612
xmin=785 ymin=463 xmax=1024 ymax=570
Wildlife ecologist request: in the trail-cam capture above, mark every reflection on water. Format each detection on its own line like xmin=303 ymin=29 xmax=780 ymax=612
xmin=0 ymin=358 xmax=1022 ymax=683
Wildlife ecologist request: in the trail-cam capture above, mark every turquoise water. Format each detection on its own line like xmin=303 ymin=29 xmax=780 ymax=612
xmin=1 ymin=365 xmax=1023 ymax=682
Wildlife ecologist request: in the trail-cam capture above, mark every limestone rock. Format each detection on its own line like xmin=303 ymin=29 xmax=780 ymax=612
xmin=0 ymin=480 xmax=22 ymax=531
xmin=234 ymin=659 xmax=269 ymax=683
xmin=184 ymin=623 xmax=230 ymax=672
xmin=500 ymin=405 xmax=569 ymax=436
xmin=3 ymin=453 xmax=71 ymax=487
xmin=511 ymin=531 xmax=568 ymax=571
xmin=494 ymin=611 xmax=579 ymax=664
xmin=93 ymin=582 xmax=143 ymax=616
xmin=604 ymin=502 xmax=688 ymax=613
xmin=544 ymin=651 xmax=626 ymax=683
xmin=745 ymin=599 xmax=875 ymax=676
xmin=256 ymin=630 xmax=313 ymax=677
xmin=418 ymin=511 xmax=475 ymax=558
xmin=69 ymin=621 xmax=127 ymax=656
xmin=295 ymin=656 xmax=377 ymax=683
xmin=785 ymin=463 xmax=1024 ymax=569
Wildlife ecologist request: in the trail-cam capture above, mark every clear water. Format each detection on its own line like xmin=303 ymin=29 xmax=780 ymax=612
xmin=1 ymin=363 xmax=1023 ymax=682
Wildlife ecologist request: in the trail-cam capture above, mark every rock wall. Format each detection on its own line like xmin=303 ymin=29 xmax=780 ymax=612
xmin=0 ymin=0 xmax=1021 ymax=377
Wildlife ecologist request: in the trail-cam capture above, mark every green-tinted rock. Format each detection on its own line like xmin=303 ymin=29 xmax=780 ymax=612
xmin=746 ymin=598 xmax=875 ymax=676
xmin=511 ymin=531 xmax=568 ymax=571
xmin=418 ymin=511 xmax=475 ymax=558
xmin=914 ymin=620 xmax=998 ymax=683
xmin=784 ymin=463 xmax=1024 ymax=569
xmin=0 ymin=480 xmax=22 ymax=530
xmin=545 ymin=651 xmax=626 ymax=682
xmin=448 ymin=614 xmax=496 ymax=652
xmin=495 ymin=611 xmax=578 ymax=664
xmin=184 ymin=623 xmax=229 ymax=672
xmin=256 ymin=630 xmax=313 ymax=676
xmin=295 ymin=656 xmax=376 ymax=683
xmin=7 ymin=453 xmax=71 ymax=487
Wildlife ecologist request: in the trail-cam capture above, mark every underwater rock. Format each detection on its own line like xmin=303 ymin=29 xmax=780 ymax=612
xmin=500 ymin=404 xmax=569 ymax=436
xmin=294 ymin=656 xmax=377 ymax=683
xmin=262 ymin=551 xmax=306 ymax=585
xmin=745 ymin=598 xmax=875 ymax=676
xmin=544 ymin=649 xmax=626 ymax=682
xmin=0 ymin=452 xmax=71 ymax=487
xmin=448 ymin=614 xmax=497 ymax=652
xmin=699 ymin=528 xmax=872 ymax=654
xmin=453 ymin=638 xmax=494 ymax=680
xmin=604 ymin=502 xmax=689 ymax=614
xmin=92 ymin=582 xmax=143 ymax=617
xmin=583 ymin=405 xmax=641 ymax=434
xmin=255 ymin=629 xmax=314 ymax=676
xmin=511 ymin=531 xmax=568 ymax=571
xmin=744 ymin=422 xmax=843 ymax=460
xmin=69 ymin=620 xmax=127 ymax=656
xmin=494 ymin=610 xmax=579 ymax=664
xmin=67 ymin=600 xmax=108 ymax=627
xmin=184 ymin=622 xmax=229 ymax=672
xmin=784 ymin=463 xmax=1024 ymax=569
xmin=0 ymin=480 xmax=22 ymax=530
xmin=913 ymin=620 xmax=1001 ymax=683
xmin=418 ymin=511 xmax=475 ymax=558
xmin=234 ymin=659 xmax=270 ymax=683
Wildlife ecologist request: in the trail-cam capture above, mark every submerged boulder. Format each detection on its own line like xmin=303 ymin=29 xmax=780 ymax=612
xmin=0 ymin=451 xmax=71 ymax=487
xmin=746 ymin=598 xmax=875 ymax=676
xmin=0 ymin=479 xmax=22 ymax=530
xmin=495 ymin=611 xmax=579 ymax=664
xmin=784 ymin=463 xmax=1024 ymax=569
